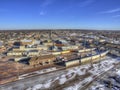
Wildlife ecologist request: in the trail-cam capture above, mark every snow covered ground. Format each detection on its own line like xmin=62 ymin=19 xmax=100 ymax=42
xmin=26 ymin=56 xmax=120 ymax=90
xmin=19 ymin=67 xmax=57 ymax=79
xmin=87 ymin=66 xmax=120 ymax=90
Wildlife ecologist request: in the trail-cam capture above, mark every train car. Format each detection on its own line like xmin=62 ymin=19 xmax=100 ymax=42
xmin=65 ymin=50 xmax=109 ymax=67
xmin=78 ymin=49 xmax=85 ymax=53
xmin=52 ymin=52 xmax=61 ymax=55
xmin=101 ymin=51 xmax=109 ymax=57
xmin=78 ymin=48 xmax=95 ymax=53
xmin=61 ymin=50 xmax=70 ymax=54
xmin=85 ymin=48 xmax=95 ymax=52
xmin=92 ymin=54 xmax=100 ymax=60
xmin=51 ymin=50 xmax=71 ymax=55
xmin=81 ymin=57 xmax=92 ymax=64
xmin=65 ymin=60 xmax=80 ymax=67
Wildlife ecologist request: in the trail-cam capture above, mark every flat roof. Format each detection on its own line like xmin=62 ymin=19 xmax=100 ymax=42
xmin=30 ymin=55 xmax=55 ymax=61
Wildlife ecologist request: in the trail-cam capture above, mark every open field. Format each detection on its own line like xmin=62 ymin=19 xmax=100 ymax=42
xmin=0 ymin=56 xmax=120 ymax=90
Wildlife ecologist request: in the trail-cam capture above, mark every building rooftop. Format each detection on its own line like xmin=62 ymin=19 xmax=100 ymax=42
xmin=30 ymin=55 xmax=55 ymax=61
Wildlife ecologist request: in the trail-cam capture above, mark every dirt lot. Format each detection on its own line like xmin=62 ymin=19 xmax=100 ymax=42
xmin=0 ymin=56 xmax=58 ymax=84
xmin=0 ymin=58 xmax=30 ymax=84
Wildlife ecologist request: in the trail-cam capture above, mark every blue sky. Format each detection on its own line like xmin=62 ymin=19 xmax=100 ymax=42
xmin=0 ymin=0 xmax=120 ymax=30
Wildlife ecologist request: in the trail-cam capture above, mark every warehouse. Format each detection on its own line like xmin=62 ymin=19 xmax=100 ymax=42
xmin=29 ymin=55 xmax=56 ymax=67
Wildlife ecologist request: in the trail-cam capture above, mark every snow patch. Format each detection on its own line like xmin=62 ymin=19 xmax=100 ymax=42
xmin=26 ymin=56 xmax=120 ymax=90
xmin=116 ymin=70 xmax=120 ymax=76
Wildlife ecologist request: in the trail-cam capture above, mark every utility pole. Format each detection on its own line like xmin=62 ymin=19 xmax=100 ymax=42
xmin=99 ymin=47 xmax=101 ymax=69
xmin=16 ymin=62 xmax=19 ymax=79
xmin=49 ymin=30 xmax=52 ymax=42
xmin=50 ymin=30 xmax=55 ymax=49
xmin=90 ymin=48 xmax=93 ymax=67
xmin=83 ymin=36 xmax=86 ymax=65
xmin=49 ymin=30 xmax=52 ymax=53
xmin=109 ymin=81 xmax=112 ymax=90
xmin=95 ymin=39 xmax=101 ymax=70
xmin=84 ymin=36 xmax=86 ymax=49
xmin=79 ymin=54 xmax=81 ymax=65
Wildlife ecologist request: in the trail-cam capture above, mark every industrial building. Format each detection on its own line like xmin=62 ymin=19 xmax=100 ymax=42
xmin=29 ymin=55 xmax=56 ymax=67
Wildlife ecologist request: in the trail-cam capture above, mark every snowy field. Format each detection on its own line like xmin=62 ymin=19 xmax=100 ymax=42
xmin=19 ymin=67 xmax=57 ymax=79
xmin=87 ymin=59 xmax=120 ymax=90
xmin=26 ymin=56 xmax=120 ymax=90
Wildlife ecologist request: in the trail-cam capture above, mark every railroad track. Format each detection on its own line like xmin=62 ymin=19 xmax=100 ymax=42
xmin=0 ymin=66 xmax=66 ymax=86
xmin=0 ymin=57 xmax=119 ymax=90
xmin=78 ymin=62 xmax=120 ymax=90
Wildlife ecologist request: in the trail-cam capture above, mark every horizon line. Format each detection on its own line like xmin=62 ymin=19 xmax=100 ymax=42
xmin=0 ymin=28 xmax=120 ymax=31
